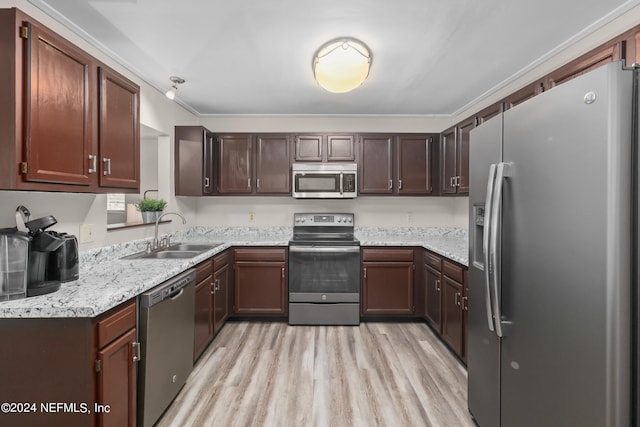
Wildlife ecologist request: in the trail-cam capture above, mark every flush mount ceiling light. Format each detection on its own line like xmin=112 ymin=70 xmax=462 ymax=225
xmin=165 ymin=76 xmax=185 ymax=100
xmin=313 ymin=38 xmax=371 ymax=93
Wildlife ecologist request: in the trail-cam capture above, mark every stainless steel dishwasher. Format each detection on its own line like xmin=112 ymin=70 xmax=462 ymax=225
xmin=138 ymin=269 xmax=195 ymax=427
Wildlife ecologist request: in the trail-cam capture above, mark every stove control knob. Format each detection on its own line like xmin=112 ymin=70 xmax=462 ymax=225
xmin=347 ymin=217 xmax=352 ymax=223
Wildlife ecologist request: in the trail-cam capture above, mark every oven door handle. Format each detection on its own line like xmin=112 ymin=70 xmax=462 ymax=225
xmin=289 ymin=246 xmax=360 ymax=253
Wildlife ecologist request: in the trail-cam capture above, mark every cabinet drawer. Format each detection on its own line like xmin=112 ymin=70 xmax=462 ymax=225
xmin=234 ymin=247 xmax=287 ymax=262
xmin=97 ymin=300 xmax=136 ymax=348
xmin=362 ymin=248 xmax=414 ymax=262
xmin=213 ymin=250 xmax=230 ymax=270
xmin=195 ymin=258 xmax=213 ymax=283
xmin=443 ymin=260 xmax=464 ymax=283
xmin=424 ymin=251 xmax=442 ymax=270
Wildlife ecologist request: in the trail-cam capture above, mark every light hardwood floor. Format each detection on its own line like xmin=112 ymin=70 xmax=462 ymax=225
xmin=158 ymin=321 xmax=476 ymax=427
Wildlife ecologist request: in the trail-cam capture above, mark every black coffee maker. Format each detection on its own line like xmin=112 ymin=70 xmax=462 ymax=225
xmin=15 ymin=207 xmax=79 ymax=297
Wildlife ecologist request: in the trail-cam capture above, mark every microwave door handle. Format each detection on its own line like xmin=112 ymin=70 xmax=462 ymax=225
xmin=339 ymin=172 xmax=343 ymax=195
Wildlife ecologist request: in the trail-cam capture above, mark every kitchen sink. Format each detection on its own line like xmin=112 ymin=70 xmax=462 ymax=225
xmin=121 ymin=242 xmax=224 ymax=260
xmin=139 ymin=250 xmax=201 ymax=259
xmin=167 ymin=243 xmax=221 ymax=252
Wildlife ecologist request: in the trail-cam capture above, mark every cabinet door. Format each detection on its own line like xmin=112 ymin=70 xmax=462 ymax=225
xmin=256 ymin=134 xmax=291 ymax=194
xmin=440 ymin=127 xmax=457 ymax=194
xmin=397 ymin=135 xmax=433 ymax=195
xmin=424 ymin=264 xmax=442 ymax=332
xmin=456 ymin=119 xmax=474 ymax=194
xmin=545 ymin=43 xmax=619 ymax=89
xmin=97 ymin=328 xmax=137 ymax=427
xmin=194 ymin=275 xmax=213 ymax=361
xmin=98 ymin=66 xmax=140 ymax=189
xmin=217 ymin=135 xmax=252 ymax=193
xmin=294 ymin=135 xmax=323 ymax=161
xmin=442 ymin=276 xmax=464 ymax=357
xmin=213 ymin=263 xmax=230 ymax=334
xmin=24 ymin=22 xmax=94 ymax=186
xmin=362 ymin=262 xmax=414 ymax=315
xmin=175 ymin=127 xmax=206 ymax=196
xmin=327 ymin=135 xmax=356 ymax=161
xmin=359 ymin=134 xmax=394 ymax=194
xmin=234 ymin=261 xmax=287 ymax=315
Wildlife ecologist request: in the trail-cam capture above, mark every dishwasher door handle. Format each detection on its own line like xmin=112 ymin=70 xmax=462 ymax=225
xmin=169 ymin=288 xmax=184 ymax=300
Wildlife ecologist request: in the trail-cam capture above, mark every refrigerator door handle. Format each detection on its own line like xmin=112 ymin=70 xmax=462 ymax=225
xmin=489 ymin=162 xmax=513 ymax=338
xmin=483 ymin=163 xmax=497 ymax=332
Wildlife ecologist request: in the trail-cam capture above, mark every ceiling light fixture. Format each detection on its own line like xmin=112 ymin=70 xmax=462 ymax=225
xmin=165 ymin=76 xmax=185 ymax=100
xmin=313 ymin=38 xmax=371 ymax=93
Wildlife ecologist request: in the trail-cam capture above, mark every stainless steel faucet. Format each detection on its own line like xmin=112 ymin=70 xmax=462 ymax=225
xmin=153 ymin=212 xmax=186 ymax=249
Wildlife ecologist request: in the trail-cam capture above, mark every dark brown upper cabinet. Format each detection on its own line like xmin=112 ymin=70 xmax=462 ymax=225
xmin=255 ymin=134 xmax=292 ymax=194
xmin=544 ymin=43 xmax=621 ymax=90
xmin=0 ymin=8 xmax=140 ymax=193
xmin=215 ymin=134 xmax=291 ymax=195
xmin=440 ymin=119 xmax=471 ymax=196
xmin=503 ymin=82 xmax=543 ymax=111
xmin=98 ymin=65 xmax=140 ymax=189
xmin=175 ymin=126 xmax=215 ymax=196
xmin=359 ymin=134 xmax=435 ymax=195
xmin=294 ymin=134 xmax=356 ymax=162
xmin=217 ymin=134 xmax=253 ymax=194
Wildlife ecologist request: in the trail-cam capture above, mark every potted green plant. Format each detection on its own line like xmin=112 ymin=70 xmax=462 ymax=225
xmin=135 ymin=198 xmax=167 ymax=223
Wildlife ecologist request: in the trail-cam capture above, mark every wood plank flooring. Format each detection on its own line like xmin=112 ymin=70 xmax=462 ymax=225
xmin=157 ymin=321 xmax=475 ymax=427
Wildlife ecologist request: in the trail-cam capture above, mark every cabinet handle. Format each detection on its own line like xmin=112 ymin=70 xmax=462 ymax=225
xmin=281 ymin=267 xmax=285 ymax=278
xmin=88 ymin=155 xmax=97 ymax=174
xmin=364 ymin=267 xmax=367 ymax=279
xmin=215 ymin=279 xmax=220 ymax=291
xmin=103 ymin=158 xmax=111 ymax=176
xmin=450 ymin=176 xmax=454 ymax=187
xmin=398 ymin=179 xmax=403 ymax=190
xmin=435 ymin=279 xmax=440 ymax=292
xmin=388 ymin=180 xmax=393 ymax=190
xmin=132 ymin=342 xmax=141 ymax=363
xmin=455 ymin=292 xmax=460 ymax=306
xmin=462 ymin=296 xmax=469 ymax=311
xmin=247 ymin=178 xmax=251 ymax=189
xmin=204 ymin=177 xmax=210 ymax=188
xmin=455 ymin=176 xmax=461 ymax=187
xmin=257 ymin=178 xmax=260 ymax=189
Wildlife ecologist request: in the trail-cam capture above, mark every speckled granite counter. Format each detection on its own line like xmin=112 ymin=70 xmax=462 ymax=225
xmin=0 ymin=226 xmax=467 ymax=319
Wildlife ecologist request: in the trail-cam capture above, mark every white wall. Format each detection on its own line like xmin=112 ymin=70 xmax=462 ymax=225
xmin=194 ymin=196 xmax=468 ymax=228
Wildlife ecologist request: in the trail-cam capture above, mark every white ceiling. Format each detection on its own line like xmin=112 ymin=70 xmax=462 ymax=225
xmin=28 ymin=0 xmax=638 ymax=116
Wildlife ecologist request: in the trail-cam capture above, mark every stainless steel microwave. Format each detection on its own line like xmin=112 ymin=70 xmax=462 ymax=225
xmin=291 ymin=163 xmax=358 ymax=198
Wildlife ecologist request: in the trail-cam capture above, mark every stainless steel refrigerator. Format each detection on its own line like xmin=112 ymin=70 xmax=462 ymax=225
xmin=468 ymin=61 xmax=637 ymax=427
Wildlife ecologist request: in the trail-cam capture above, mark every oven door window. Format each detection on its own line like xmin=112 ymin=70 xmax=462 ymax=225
xmin=289 ymin=247 xmax=359 ymax=294
xmin=295 ymin=174 xmax=339 ymax=193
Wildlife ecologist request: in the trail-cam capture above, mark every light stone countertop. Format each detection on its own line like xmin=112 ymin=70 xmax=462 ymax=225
xmin=0 ymin=226 xmax=467 ymax=319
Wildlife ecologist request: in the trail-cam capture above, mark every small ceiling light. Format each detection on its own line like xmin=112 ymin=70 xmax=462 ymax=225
xmin=165 ymin=76 xmax=185 ymax=100
xmin=313 ymin=38 xmax=371 ymax=93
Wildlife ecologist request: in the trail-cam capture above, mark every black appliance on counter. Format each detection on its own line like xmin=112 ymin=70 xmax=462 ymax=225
xmin=14 ymin=209 xmax=79 ymax=297
xmin=288 ymin=213 xmax=360 ymax=325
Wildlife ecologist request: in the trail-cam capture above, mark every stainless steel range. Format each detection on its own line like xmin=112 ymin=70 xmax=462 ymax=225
xmin=288 ymin=213 xmax=360 ymax=325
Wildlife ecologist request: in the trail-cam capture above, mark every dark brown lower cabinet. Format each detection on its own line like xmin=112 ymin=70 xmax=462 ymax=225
xmin=361 ymin=248 xmax=415 ymax=316
xmin=233 ymin=247 xmax=288 ymax=316
xmin=442 ymin=275 xmax=464 ymax=356
xmin=212 ymin=251 xmax=231 ymax=333
xmin=97 ymin=327 xmax=137 ymax=427
xmin=194 ymin=250 xmax=231 ymax=362
xmin=193 ymin=258 xmax=214 ymax=361
xmin=424 ymin=248 xmax=467 ymax=360
xmin=424 ymin=251 xmax=443 ymax=331
xmin=0 ymin=299 xmax=138 ymax=427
